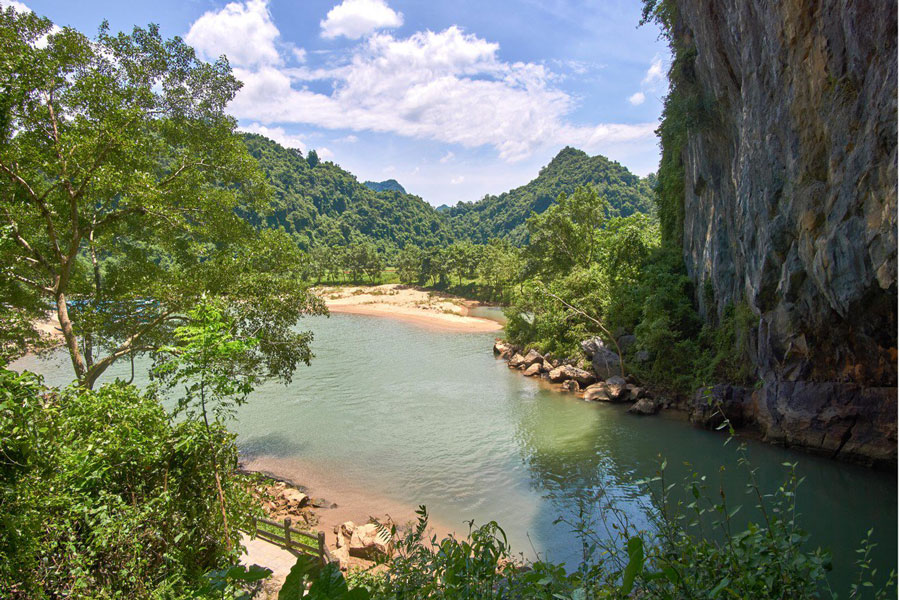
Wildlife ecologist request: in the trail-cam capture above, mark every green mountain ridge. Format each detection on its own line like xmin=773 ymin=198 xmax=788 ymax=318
xmin=444 ymin=146 xmax=657 ymax=244
xmin=363 ymin=179 xmax=407 ymax=194
xmin=241 ymin=133 xmax=450 ymax=252
xmin=242 ymin=134 xmax=656 ymax=252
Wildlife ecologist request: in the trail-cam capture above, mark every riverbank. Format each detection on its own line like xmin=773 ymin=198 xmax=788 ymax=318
xmin=316 ymin=284 xmax=503 ymax=332
xmin=241 ymin=455 xmax=457 ymax=573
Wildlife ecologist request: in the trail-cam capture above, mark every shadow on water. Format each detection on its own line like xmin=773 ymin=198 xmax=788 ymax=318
xmin=10 ymin=313 xmax=897 ymax=594
xmin=239 ymin=432 xmax=310 ymax=462
xmin=509 ymin=386 xmax=897 ymax=590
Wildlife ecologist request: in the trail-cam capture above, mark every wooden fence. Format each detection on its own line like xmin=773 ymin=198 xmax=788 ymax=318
xmin=245 ymin=515 xmax=335 ymax=565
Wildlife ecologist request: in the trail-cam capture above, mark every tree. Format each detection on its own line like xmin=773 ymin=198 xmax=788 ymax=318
xmin=306 ymin=149 xmax=319 ymax=168
xmin=152 ymin=300 xmax=259 ymax=552
xmin=0 ymin=9 xmax=324 ymax=386
xmin=396 ymin=245 xmax=422 ymax=284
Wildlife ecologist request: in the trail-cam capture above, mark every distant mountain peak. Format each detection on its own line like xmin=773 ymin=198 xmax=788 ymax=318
xmin=364 ymin=179 xmax=406 ymax=194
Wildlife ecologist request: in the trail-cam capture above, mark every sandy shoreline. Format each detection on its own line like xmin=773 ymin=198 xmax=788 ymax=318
xmin=317 ymin=284 xmax=503 ymax=333
xmin=243 ymin=455 xmax=460 ymax=551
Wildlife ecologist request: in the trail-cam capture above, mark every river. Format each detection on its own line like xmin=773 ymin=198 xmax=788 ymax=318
xmin=11 ymin=312 xmax=896 ymax=592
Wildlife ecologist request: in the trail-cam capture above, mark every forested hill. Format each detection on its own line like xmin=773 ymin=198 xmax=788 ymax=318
xmin=364 ymin=179 xmax=406 ymax=193
xmin=443 ymin=147 xmax=656 ymax=244
xmin=241 ymin=134 xmax=450 ymax=251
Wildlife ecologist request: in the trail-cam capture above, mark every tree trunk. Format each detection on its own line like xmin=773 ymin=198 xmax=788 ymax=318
xmin=56 ymin=291 xmax=87 ymax=383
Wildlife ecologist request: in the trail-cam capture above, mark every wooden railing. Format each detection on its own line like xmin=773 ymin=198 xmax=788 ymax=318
xmin=245 ymin=515 xmax=335 ymax=565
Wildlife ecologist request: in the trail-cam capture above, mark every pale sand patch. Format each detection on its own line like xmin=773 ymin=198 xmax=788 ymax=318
xmin=316 ymin=284 xmax=503 ymax=333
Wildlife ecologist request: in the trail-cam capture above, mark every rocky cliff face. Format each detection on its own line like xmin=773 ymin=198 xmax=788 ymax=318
xmin=673 ymin=0 xmax=897 ymax=464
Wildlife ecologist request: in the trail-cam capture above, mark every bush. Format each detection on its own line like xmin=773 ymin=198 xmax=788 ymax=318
xmin=0 ymin=370 xmax=255 ymax=599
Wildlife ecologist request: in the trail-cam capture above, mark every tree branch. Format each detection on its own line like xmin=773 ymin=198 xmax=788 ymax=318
xmin=0 ymin=206 xmax=53 ymax=272
xmin=0 ymin=162 xmax=64 ymax=261
xmin=537 ymin=284 xmax=626 ymax=379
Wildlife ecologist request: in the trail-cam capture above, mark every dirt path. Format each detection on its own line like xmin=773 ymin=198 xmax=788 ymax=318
xmin=241 ymin=533 xmax=299 ymax=598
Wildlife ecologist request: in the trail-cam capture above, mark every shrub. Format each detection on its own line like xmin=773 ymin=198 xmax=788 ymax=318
xmin=0 ymin=371 xmax=255 ymax=598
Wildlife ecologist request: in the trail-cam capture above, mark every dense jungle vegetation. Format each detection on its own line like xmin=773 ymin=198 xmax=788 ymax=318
xmin=0 ymin=4 xmax=894 ymax=599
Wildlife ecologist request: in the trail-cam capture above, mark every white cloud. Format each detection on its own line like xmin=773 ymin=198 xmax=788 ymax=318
xmin=185 ymin=0 xmax=281 ymax=68
xmin=439 ymin=151 xmax=455 ymax=163
xmin=188 ymin=3 xmax=656 ymax=163
xmin=317 ymin=147 xmax=334 ymax=159
xmin=320 ymin=0 xmax=403 ymax=40
xmin=4 ymin=1 xmax=62 ymax=47
xmin=642 ymin=56 xmax=664 ymax=86
xmin=238 ymin=123 xmax=307 ymax=151
xmin=450 ymin=175 xmax=465 ymax=184
xmin=628 ymin=91 xmax=645 ymax=106
xmin=291 ymin=47 xmax=307 ymax=63
xmin=4 ymin=1 xmax=32 ymax=13
xmin=336 ymin=134 xmax=359 ymax=143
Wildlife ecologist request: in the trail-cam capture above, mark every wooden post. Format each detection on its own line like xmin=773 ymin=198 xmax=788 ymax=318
xmin=284 ymin=517 xmax=292 ymax=547
xmin=318 ymin=530 xmax=326 ymax=565
xmin=252 ymin=516 xmax=258 ymax=538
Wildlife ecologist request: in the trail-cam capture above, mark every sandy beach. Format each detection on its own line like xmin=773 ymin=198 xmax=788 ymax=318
xmin=316 ymin=284 xmax=503 ymax=332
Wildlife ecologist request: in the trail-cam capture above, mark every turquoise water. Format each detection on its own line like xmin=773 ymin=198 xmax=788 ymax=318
xmin=12 ymin=313 xmax=897 ymax=592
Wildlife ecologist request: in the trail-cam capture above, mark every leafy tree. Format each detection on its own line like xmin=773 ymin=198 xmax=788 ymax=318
xmin=445 ymin=147 xmax=657 ymax=244
xmin=153 ymin=300 xmax=261 ymax=553
xmin=0 ymin=9 xmax=322 ymax=387
xmin=0 ymin=369 xmax=258 ymax=598
xmin=396 ymin=245 xmax=423 ymax=284
xmin=306 ymin=149 xmax=319 ymax=168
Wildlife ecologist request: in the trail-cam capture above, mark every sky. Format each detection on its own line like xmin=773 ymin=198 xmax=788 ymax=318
xmin=9 ymin=0 xmax=670 ymax=206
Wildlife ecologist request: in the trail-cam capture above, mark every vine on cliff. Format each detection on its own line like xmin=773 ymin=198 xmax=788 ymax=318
xmin=640 ymin=1 xmax=718 ymax=248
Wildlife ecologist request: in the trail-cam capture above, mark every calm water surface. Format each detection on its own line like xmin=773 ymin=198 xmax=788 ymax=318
xmin=13 ymin=313 xmax=896 ymax=591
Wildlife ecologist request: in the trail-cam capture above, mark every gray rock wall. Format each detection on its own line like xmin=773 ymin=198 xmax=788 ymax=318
xmin=674 ymin=0 xmax=897 ymax=462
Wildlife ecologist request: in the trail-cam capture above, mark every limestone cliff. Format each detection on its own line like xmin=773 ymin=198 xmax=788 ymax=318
xmin=670 ymin=0 xmax=897 ymax=464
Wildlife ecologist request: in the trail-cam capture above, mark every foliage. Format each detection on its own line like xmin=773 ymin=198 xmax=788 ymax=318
xmin=640 ymin=0 xmax=719 ymax=248
xmin=0 ymin=8 xmax=320 ymax=388
xmin=0 ymin=369 xmax=257 ymax=599
xmin=445 ymin=147 xmax=657 ymax=244
xmin=287 ymin=452 xmax=896 ymax=599
xmin=504 ymin=187 xmax=660 ymax=358
xmin=241 ymin=134 xmax=451 ymax=253
xmin=364 ymin=179 xmax=407 ymax=194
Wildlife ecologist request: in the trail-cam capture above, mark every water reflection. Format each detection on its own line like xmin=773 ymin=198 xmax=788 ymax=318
xmin=9 ymin=313 xmax=896 ymax=591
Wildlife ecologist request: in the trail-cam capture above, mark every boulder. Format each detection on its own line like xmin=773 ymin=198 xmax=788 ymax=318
xmin=562 ymin=379 xmax=581 ymax=392
xmin=625 ymin=384 xmax=646 ymax=401
xmin=588 ymin=341 xmax=621 ymax=380
xmin=582 ymin=383 xmax=611 ymax=402
xmin=634 ymin=350 xmax=650 ymax=364
xmin=348 ymin=523 xmax=392 ymax=560
xmin=282 ymin=488 xmax=309 ymax=509
xmin=605 ymin=376 xmax=628 ymax=401
xmin=548 ymin=365 xmax=595 ymax=386
xmin=523 ymin=363 xmax=541 ymax=377
xmin=628 ymin=397 xmax=660 ymax=415
xmin=522 ymin=349 xmax=544 ymax=367
xmin=332 ymin=541 xmax=351 ymax=571
xmin=541 ymin=359 xmax=553 ymax=372
xmin=580 ymin=336 xmax=604 ymax=357
xmin=617 ymin=334 xmax=637 ymax=352
xmin=508 ymin=353 xmax=527 ymax=368
xmin=338 ymin=521 xmax=356 ymax=539
xmin=493 ymin=340 xmax=511 ymax=356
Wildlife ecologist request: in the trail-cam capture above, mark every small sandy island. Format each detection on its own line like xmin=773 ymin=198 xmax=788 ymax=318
xmin=316 ymin=284 xmax=503 ymax=332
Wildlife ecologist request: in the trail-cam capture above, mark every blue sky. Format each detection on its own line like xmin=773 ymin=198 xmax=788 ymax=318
xmin=11 ymin=0 xmax=669 ymax=206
